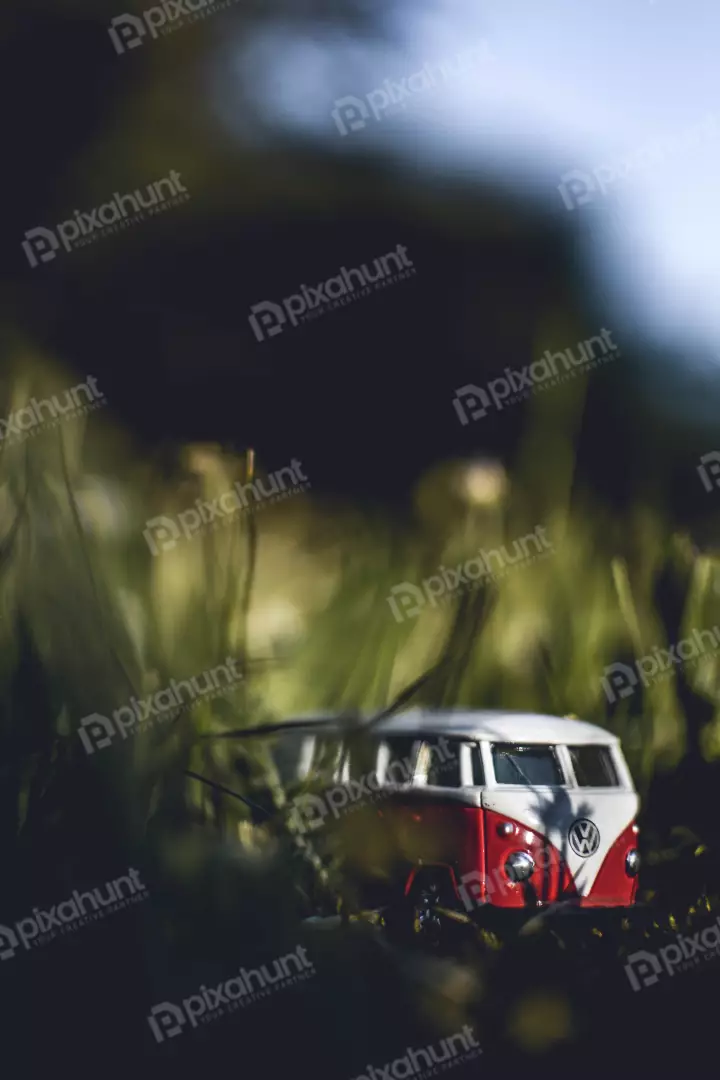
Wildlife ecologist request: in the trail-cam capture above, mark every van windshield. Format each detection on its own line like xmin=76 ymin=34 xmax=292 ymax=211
xmin=492 ymin=744 xmax=563 ymax=786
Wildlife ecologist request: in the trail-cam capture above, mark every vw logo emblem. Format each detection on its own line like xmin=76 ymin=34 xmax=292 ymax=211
xmin=568 ymin=818 xmax=600 ymax=857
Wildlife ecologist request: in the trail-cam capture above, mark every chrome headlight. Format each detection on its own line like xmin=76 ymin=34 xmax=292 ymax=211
xmin=505 ymin=851 xmax=535 ymax=882
xmin=625 ymin=849 xmax=640 ymax=877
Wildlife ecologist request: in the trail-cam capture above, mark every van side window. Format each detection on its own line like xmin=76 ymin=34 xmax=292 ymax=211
xmin=311 ymin=738 xmax=342 ymax=776
xmin=344 ymin=737 xmax=378 ymax=782
xmin=568 ymin=745 xmax=619 ymax=787
xmin=269 ymin=733 xmax=312 ymax=785
xmin=382 ymin=737 xmax=417 ymax=784
xmin=416 ymin=737 xmax=463 ymax=787
xmin=471 ymin=744 xmax=485 ymax=785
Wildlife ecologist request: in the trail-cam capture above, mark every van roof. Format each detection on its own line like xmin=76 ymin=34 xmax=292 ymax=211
xmin=370 ymin=709 xmax=619 ymax=746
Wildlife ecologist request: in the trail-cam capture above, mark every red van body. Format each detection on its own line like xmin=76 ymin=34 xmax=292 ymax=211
xmin=331 ymin=710 xmax=640 ymax=916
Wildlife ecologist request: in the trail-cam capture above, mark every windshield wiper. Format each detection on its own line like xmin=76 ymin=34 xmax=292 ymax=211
xmin=502 ymin=753 xmax=534 ymax=786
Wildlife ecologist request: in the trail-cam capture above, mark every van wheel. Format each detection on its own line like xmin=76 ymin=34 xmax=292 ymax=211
xmin=410 ymin=883 xmax=443 ymax=947
xmin=393 ymin=867 xmax=460 ymax=949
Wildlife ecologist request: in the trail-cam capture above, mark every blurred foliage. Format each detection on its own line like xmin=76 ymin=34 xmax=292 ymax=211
xmin=5 ymin=1 xmax=720 ymax=1073
xmin=507 ymin=992 xmax=572 ymax=1054
xmin=3 ymin=344 xmax=720 ymax=885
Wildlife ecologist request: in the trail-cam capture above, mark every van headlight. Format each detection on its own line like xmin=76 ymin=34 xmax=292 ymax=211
xmin=625 ymin=849 xmax=640 ymax=877
xmin=505 ymin=851 xmax=535 ymax=882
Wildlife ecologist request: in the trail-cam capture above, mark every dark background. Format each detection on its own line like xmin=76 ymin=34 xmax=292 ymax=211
xmin=3 ymin=2 xmax=720 ymax=1077
xmin=4 ymin=6 xmax=718 ymax=517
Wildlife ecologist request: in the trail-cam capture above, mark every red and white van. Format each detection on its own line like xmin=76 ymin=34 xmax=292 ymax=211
xmin=332 ymin=709 xmax=640 ymax=922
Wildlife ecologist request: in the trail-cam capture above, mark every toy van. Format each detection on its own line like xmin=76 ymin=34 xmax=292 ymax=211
xmin=330 ymin=709 xmax=640 ymax=925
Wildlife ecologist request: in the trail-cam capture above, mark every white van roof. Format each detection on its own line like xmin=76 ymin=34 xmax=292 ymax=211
xmin=370 ymin=709 xmax=618 ymax=746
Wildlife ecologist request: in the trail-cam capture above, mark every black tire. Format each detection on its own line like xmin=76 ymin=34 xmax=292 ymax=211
xmin=383 ymin=865 xmax=460 ymax=950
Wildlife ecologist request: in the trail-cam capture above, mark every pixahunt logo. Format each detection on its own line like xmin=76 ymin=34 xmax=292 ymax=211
xmin=22 ymin=171 xmax=189 ymax=267
xmin=625 ymin=915 xmax=720 ymax=991
xmin=289 ymin=737 xmax=457 ymax=833
xmin=249 ymin=245 xmax=415 ymax=342
xmin=0 ymin=377 xmax=105 ymax=445
xmin=0 ymin=868 xmax=147 ymax=961
xmin=109 ymin=0 xmax=237 ymax=54
xmin=148 ymin=945 xmax=315 ymax=1041
xmin=78 ymin=657 xmax=244 ymax=754
xmin=698 ymin=451 xmax=720 ymax=493
xmin=453 ymin=329 xmax=619 ymax=424
xmin=387 ymin=525 xmax=553 ymax=623
xmin=143 ymin=460 xmax=309 ymax=554
xmin=350 ymin=1026 xmax=482 ymax=1080
xmin=601 ymin=626 xmax=720 ymax=703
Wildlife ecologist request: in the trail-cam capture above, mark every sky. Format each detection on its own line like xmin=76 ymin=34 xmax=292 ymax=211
xmin=218 ymin=0 xmax=720 ymax=376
